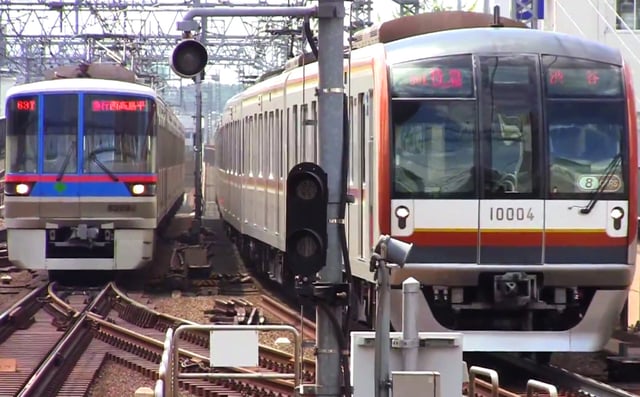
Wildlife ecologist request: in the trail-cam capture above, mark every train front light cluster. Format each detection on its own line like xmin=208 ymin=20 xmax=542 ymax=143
xmin=126 ymin=183 xmax=156 ymax=196
xmin=285 ymin=162 xmax=328 ymax=278
xmin=5 ymin=182 xmax=35 ymax=196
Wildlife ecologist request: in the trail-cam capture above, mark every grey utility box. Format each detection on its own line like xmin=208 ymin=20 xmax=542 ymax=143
xmin=391 ymin=371 xmax=440 ymax=396
xmin=349 ymin=332 xmax=463 ymax=397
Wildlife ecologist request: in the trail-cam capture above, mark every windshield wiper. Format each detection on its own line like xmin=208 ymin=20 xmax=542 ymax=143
xmin=580 ymin=153 xmax=622 ymax=215
xmin=56 ymin=142 xmax=76 ymax=182
xmin=88 ymin=153 xmax=119 ymax=182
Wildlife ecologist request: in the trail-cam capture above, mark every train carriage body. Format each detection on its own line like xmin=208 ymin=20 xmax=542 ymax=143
xmin=4 ymin=73 xmax=185 ymax=270
xmin=211 ymin=12 xmax=638 ymax=352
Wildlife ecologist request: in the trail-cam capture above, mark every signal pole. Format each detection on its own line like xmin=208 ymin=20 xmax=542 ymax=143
xmin=193 ymin=0 xmax=205 ymax=231
xmin=316 ymin=0 xmax=346 ymax=396
xmin=173 ymin=3 xmax=346 ymax=395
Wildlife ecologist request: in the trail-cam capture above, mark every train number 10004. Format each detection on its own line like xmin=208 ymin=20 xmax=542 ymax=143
xmin=489 ymin=207 xmax=535 ymax=221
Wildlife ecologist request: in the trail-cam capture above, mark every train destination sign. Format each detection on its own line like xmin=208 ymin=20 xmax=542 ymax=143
xmin=91 ymin=99 xmax=148 ymax=112
xmin=543 ymin=56 xmax=623 ymax=97
xmin=13 ymin=98 xmax=36 ymax=112
xmin=391 ymin=55 xmax=474 ymax=98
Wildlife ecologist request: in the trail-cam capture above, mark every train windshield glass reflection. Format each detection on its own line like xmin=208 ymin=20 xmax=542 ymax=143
xmin=84 ymin=94 xmax=155 ymax=174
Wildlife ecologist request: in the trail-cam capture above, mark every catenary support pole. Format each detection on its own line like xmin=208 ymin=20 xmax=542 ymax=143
xmin=316 ymin=0 xmax=347 ymax=395
xmin=192 ymin=0 xmax=204 ymax=234
xmin=402 ymin=277 xmax=420 ymax=371
xmin=176 ymin=3 xmax=343 ymax=395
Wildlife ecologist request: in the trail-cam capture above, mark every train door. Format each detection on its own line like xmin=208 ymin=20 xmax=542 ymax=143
xmin=477 ymin=55 xmax=544 ymax=265
xmin=42 ymin=93 xmax=81 ymax=202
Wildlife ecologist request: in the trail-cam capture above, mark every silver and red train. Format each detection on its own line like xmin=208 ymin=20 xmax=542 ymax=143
xmin=4 ymin=63 xmax=185 ymax=271
xmin=208 ymin=12 xmax=638 ymax=352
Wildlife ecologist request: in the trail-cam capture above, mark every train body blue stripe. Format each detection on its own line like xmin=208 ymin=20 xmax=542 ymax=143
xmin=30 ymin=182 xmax=131 ymax=197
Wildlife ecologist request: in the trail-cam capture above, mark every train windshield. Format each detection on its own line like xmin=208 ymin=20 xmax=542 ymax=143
xmin=83 ymin=94 xmax=155 ymax=174
xmin=6 ymin=96 xmax=38 ymax=173
xmin=390 ymin=54 xmax=627 ymax=198
xmin=391 ymin=55 xmax=477 ymax=197
xmin=543 ymin=56 xmax=626 ymax=195
xmin=43 ymin=94 xmax=79 ymax=174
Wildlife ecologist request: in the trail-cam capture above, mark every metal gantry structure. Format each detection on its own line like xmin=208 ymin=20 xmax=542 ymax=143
xmin=0 ymin=0 xmax=348 ymax=87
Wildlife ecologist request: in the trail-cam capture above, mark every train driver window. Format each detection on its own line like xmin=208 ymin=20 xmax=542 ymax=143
xmin=6 ymin=96 xmax=39 ymax=173
xmin=543 ymin=56 xmax=625 ymax=195
xmin=392 ymin=100 xmax=476 ymax=196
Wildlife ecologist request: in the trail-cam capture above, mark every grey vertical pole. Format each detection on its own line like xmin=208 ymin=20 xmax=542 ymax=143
xmin=457 ymin=0 xmax=462 ymax=11
xmin=317 ymin=0 xmax=346 ymax=395
xmin=374 ymin=260 xmax=391 ymax=397
xmin=193 ymin=0 xmax=205 ymax=230
xmin=402 ymin=277 xmax=420 ymax=371
xmin=484 ymin=0 xmax=491 ymax=14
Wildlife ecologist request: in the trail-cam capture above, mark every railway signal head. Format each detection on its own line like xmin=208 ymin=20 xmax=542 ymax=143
xmin=286 ymin=162 xmax=328 ymax=278
xmin=170 ymin=39 xmax=208 ymax=79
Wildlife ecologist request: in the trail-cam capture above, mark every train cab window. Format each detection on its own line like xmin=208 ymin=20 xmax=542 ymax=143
xmin=390 ymin=55 xmax=476 ymax=197
xmin=543 ymin=56 xmax=626 ymax=195
xmin=83 ymin=94 xmax=155 ymax=174
xmin=43 ymin=94 xmax=78 ymax=174
xmin=6 ymin=96 xmax=38 ymax=173
xmin=478 ymin=55 xmax=541 ymax=197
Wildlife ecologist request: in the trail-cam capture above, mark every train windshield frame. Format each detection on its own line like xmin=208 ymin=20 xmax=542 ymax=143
xmin=542 ymin=55 xmax=627 ymax=197
xmin=391 ymin=54 xmax=477 ymax=198
xmin=6 ymin=96 xmax=39 ymax=174
xmin=389 ymin=54 xmax=628 ymax=199
xmin=83 ymin=93 xmax=156 ymax=174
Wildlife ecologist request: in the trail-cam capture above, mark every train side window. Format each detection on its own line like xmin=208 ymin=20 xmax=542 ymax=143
xmin=311 ymin=100 xmax=317 ymax=162
xmin=292 ymin=105 xmax=298 ymax=165
xmin=301 ymin=104 xmax=308 ymax=161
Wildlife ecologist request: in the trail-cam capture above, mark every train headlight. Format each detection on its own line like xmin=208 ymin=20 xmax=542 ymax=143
xmin=131 ymin=184 xmax=145 ymax=195
xmin=395 ymin=206 xmax=410 ymax=219
xmin=126 ymin=183 xmax=156 ymax=196
xmin=610 ymin=207 xmax=624 ymax=220
xmin=16 ymin=183 xmax=30 ymax=195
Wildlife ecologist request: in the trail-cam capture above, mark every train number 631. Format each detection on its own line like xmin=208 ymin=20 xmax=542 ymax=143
xmin=489 ymin=207 xmax=534 ymax=221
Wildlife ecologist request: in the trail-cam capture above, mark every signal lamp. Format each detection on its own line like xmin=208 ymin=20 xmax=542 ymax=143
xmin=170 ymin=39 xmax=208 ymax=78
xmin=285 ymin=162 xmax=328 ymax=277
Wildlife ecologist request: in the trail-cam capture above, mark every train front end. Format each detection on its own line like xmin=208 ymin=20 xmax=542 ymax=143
xmin=385 ymin=28 xmax=637 ymax=352
xmin=4 ymin=82 xmax=158 ymax=271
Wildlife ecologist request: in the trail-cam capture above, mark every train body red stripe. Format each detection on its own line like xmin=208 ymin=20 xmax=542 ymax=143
xmin=401 ymin=230 xmax=626 ymax=247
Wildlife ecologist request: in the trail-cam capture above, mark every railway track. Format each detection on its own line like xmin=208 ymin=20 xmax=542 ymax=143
xmin=261 ymin=294 xmax=316 ymax=342
xmin=0 ymin=282 xmax=316 ymax=397
xmin=467 ymin=353 xmax=640 ymax=397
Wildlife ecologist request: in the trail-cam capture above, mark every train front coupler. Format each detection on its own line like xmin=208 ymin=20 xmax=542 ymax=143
xmin=493 ymin=271 xmax=538 ymax=308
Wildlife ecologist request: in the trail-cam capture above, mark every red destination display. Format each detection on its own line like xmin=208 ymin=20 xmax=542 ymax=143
xmin=547 ymin=69 xmax=602 ymax=87
xmin=543 ymin=56 xmax=623 ymax=97
xmin=391 ymin=56 xmax=474 ymax=98
xmin=14 ymin=99 xmax=36 ymax=111
xmin=92 ymin=100 xmax=147 ymax=112
xmin=408 ymin=67 xmax=464 ymax=89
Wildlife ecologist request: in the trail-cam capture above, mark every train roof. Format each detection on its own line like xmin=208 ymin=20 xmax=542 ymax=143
xmin=5 ymin=78 xmax=157 ymax=99
xmin=384 ymin=26 xmax=623 ymax=66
